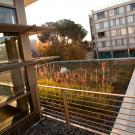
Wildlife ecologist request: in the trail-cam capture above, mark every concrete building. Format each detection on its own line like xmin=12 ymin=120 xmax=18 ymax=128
xmin=89 ymin=0 xmax=135 ymax=59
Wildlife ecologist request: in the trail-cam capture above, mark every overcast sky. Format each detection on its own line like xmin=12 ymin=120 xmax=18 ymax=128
xmin=25 ymin=0 xmax=127 ymax=41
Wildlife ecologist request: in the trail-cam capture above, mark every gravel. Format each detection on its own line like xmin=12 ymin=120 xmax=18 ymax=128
xmin=25 ymin=117 xmax=97 ymax=135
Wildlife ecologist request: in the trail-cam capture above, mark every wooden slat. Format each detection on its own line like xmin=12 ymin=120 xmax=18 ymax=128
xmin=0 ymin=92 xmax=30 ymax=108
xmin=0 ymin=56 xmax=60 ymax=72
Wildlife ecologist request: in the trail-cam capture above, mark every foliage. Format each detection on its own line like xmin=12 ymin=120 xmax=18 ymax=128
xmin=37 ymin=60 xmax=135 ymax=94
xmin=37 ymin=19 xmax=88 ymax=60
xmin=38 ymin=19 xmax=87 ymax=44
xmin=36 ymin=42 xmax=86 ymax=60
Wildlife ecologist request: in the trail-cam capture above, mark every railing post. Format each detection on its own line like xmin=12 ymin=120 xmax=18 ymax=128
xmin=61 ymin=89 xmax=70 ymax=131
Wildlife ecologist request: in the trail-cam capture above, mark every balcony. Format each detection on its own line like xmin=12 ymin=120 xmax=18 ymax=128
xmin=23 ymin=59 xmax=135 ymax=135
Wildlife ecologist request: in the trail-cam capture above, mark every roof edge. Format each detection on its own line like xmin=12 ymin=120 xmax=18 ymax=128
xmin=24 ymin=0 xmax=38 ymax=7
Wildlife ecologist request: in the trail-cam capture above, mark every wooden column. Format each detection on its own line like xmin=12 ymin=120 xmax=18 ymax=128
xmin=14 ymin=0 xmax=41 ymax=117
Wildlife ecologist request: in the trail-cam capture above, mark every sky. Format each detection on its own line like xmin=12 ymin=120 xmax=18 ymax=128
xmin=25 ymin=0 xmax=127 ymax=41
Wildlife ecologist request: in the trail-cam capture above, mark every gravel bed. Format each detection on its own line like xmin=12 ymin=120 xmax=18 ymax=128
xmin=25 ymin=117 xmax=98 ymax=135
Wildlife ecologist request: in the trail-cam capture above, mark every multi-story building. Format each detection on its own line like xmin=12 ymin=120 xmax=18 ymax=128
xmin=89 ymin=0 xmax=135 ymax=59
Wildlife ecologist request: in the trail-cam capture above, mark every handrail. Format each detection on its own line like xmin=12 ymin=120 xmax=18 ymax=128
xmin=38 ymin=85 xmax=135 ymax=98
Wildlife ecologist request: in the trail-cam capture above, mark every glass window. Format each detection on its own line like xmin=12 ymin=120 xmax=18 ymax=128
xmin=0 ymin=7 xmax=16 ymax=24
xmin=110 ymin=20 xmax=114 ymax=27
xmin=94 ymin=14 xmax=97 ymax=20
xmin=116 ymin=29 xmax=121 ymax=36
xmin=128 ymin=27 xmax=133 ymax=34
xmin=128 ymin=26 xmax=135 ymax=34
xmin=104 ymin=11 xmax=108 ymax=17
xmin=114 ymin=8 xmax=119 ymax=15
xmin=97 ymin=42 xmax=102 ymax=48
xmin=99 ymin=22 xmax=104 ymax=29
xmin=127 ymin=5 xmax=131 ymax=12
xmin=121 ymin=28 xmax=126 ymax=35
xmin=104 ymin=21 xmax=108 ymax=28
xmin=109 ymin=9 xmax=114 ymax=16
xmin=0 ymin=0 xmax=14 ymax=6
xmin=121 ymin=38 xmax=127 ymax=45
xmin=129 ymin=38 xmax=135 ymax=44
xmin=112 ymin=40 xmax=115 ymax=46
xmin=127 ymin=15 xmax=134 ymax=23
xmin=106 ymin=31 xmax=110 ymax=37
xmin=106 ymin=41 xmax=110 ymax=47
xmin=116 ymin=18 xmax=119 ymax=26
xmin=124 ymin=39 xmax=127 ymax=44
xmin=0 ymin=33 xmax=21 ymax=63
xmin=127 ymin=3 xmax=135 ymax=12
xmin=96 ymin=23 xmax=100 ymax=30
xmin=97 ymin=12 xmax=105 ymax=19
xmin=117 ymin=39 xmax=121 ymax=46
xmin=98 ymin=32 xmax=106 ymax=38
xmin=120 ymin=17 xmax=125 ymax=25
xmin=111 ymin=30 xmax=116 ymax=36
xmin=119 ymin=7 xmax=124 ymax=14
xmin=102 ymin=41 xmax=106 ymax=47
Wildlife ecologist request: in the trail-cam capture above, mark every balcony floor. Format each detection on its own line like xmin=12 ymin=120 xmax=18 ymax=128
xmin=25 ymin=116 xmax=97 ymax=135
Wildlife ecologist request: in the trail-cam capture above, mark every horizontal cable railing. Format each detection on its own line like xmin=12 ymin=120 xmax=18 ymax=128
xmin=38 ymin=85 xmax=135 ymax=135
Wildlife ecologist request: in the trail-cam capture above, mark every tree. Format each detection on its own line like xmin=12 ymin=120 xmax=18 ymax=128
xmin=38 ymin=19 xmax=87 ymax=44
xmin=36 ymin=19 xmax=87 ymax=60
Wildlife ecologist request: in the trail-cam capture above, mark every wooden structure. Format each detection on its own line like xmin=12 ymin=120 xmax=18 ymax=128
xmin=0 ymin=0 xmax=55 ymax=134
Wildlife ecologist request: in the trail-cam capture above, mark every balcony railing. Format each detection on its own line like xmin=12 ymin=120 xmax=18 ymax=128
xmin=38 ymin=85 xmax=135 ymax=135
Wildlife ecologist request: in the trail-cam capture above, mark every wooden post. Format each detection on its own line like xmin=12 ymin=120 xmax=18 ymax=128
xmin=61 ymin=89 xmax=70 ymax=131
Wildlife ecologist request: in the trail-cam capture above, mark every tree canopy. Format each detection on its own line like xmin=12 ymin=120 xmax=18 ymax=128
xmin=38 ymin=19 xmax=87 ymax=44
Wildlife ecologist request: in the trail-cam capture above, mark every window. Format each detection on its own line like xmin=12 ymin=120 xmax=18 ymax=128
xmin=127 ymin=15 xmax=134 ymax=23
xmin=102 ymin=41 xmax=106 ymax=47
xmin=109 ymin=9 xmax=115 ymax=16
xmin=119 ymin=7 xmax=124 ymax=14
xmin=97 ymin=12 xmax=105 ymax=19
xmin=128 ymin=26 xmax=135 ymax=34
xmin=112 ymin=40 xmax=115 ymax=46
xmin=104 ymin=11 xmax=108 ymax=17
xmin=120 ymin=17 xmax=125 ymax=25
xmin=96 ymin=23 xmax=100 ymax=30
xmin=129 ymin=38 xmax=135 ymax=44
xmin=115 ymin=18 xmax=119 ymax=26
xmin=116 ymin=29 xmax=121 ymax=36
xmin=99 ymin=22 xmax=104 ymax=29
xmin=121 ymin=28 xmax=126 ymax=35
xmin=110 ymin=20 xmax=114 ymax=27
xmin=106 ymin=41 xmax=110 ymax=47
xmin=128 ymin=27 xmax=133 ymax=34
xmin=121 ymin=38 xmax=127 ymax=45
xmin=127 ymin=3 xmax=135 ymax=12
xmin=98 ymin=32 xmax=105 ymax=38
xmin=111 ymin=30 xmax=116 ymax=36
xmin=117 ymin=39 xmax=121 ymax=46
xmin=106 ymin=31 xmax=110 ymax=37
xmin=104 ymin=21 xmax=108 ymax=28
xmin=0 ymin=0 xmax=14 ymax=6
xmin=94 ymin=14 xmax=97 ymax=20
xmin=114 ymin=8 xmax=119 ymax=15
xmin=0 ymin=7 xmax=16 ymax=24
xmin=111 ymin=29 xmax=126 ymax=36
xmin=97 ymin=42 xmax=102 ymax=48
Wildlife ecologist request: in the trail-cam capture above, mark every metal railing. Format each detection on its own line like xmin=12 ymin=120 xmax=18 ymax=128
xmin=38 ymin=85 xmax=135 ymax=135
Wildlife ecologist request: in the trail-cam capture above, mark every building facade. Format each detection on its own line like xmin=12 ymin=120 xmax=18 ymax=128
xmin=0 ymin=0 xmax=43 ymax=135
xmin=89 ymin=0 xmax=135 ymax=59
